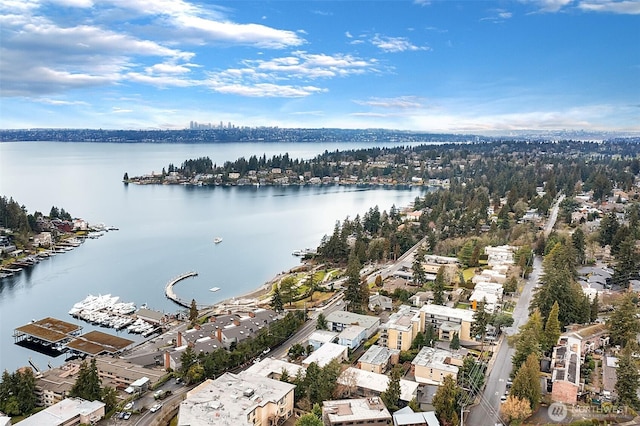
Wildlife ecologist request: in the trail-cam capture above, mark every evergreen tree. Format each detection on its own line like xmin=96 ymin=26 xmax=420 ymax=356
xmin=271 ymin=286 xmax=284 ymax=313
xmin=316 ymin=313 xmax=328 ymax=330
xmin=531 ymin=242 xmax=589 ymax=326
xmin=424 ymin=324 xmax=437 ymax=347
xmin=179 ymin=346 xmax=198 ymax=379
xmin=571 ymin=227 xmax=586 ymax=265
xmin=102 ymin=386 xmax=118 ymax=412
xmin=433 ymin=375 xmax=460 ymax=426
xmin=70 ymin=358 xmax=102 ymax=401
xmin=590 ymin=295 xmax=599 ymax=323
xmin=13 ymin=368 xmax=36 ymax=415
xmin=381 ymin=365 xmax=403 ymax=412
xmin=608 ymin=293 xmax=640 ymax=347
xmin=432 ymin=266 xmax=446 ymax=306
xmin=189 ymin=299 xmax=198 ymax=323
xmin=449 ymin=332 xmax=460 ymax=350
xmin=615 ymin=345 xmax=640 ymax=410
xmin=510 ymin=353 xmax=541 ymax=410
xmin=471 ymin=298 xmax=490 ymax=355
xmin=512 ymin=310 xmax=543 ymax=372
xmin=280 ymin=276 xmax=296 ymax=306
xmin=543 ymin=301 xmax=561 ymax=353
xmin=412 ymin=256 xmax=427 ymax=286
xmin=612 ymin=234 xmax=640 ymax=289
xmin=296 ymin=413 xmax=324 ymax=426
xmin=345 ymin=251 xmax=364 ymax=313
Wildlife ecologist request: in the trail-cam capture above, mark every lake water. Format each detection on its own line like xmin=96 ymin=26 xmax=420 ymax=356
xmin=0 ymin=141 xmax=426 ymax=372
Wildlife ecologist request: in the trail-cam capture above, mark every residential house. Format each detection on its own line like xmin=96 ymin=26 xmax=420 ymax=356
xmin=308 ymin=330 xmax=339 ymax=350
xmin=337 ymin=367 xmax=419 ymax=403
xmin=338 ymin=325 xmax=367 ymax=350
xmin=409 ymin=291 xmax=434 ymax=307
xmin=392 ymin=406 xmax=440 ymax=426
xmin=302 ymin=342 xmax=349 ymax=368
xmin=369 ymin=293 xmax=393 ymax=311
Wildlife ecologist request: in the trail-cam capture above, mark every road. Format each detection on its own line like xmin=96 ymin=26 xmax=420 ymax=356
xmin=269 ymin=292 xmax=346 ymax=360
xmin=466 ymin=194 xmax=563 ymax=426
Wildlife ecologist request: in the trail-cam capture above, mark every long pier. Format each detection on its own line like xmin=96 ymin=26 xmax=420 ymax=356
xmin=164 ymin=272 xmax=198 ymax=308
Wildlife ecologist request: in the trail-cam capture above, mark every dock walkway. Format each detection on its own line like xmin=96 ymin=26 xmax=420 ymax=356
xmin=164 ymin=272 xmax=199 ymax=308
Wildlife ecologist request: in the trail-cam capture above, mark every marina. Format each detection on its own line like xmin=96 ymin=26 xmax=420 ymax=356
xmin=68 ymin=294 xmax=159 ymax=335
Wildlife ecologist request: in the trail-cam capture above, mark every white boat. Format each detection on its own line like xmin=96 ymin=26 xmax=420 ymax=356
xmin=209 ymin=287 xmax=220 ymax=292
xmin=213 ymin=237 xmax=223 ymax=244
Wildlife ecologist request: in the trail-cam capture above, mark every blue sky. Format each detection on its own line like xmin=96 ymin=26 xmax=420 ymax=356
xmin=1 ymin=0 xmax=638 ymax=133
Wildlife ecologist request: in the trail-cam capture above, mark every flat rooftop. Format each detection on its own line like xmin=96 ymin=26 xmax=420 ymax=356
xmin=14 ymin=317 xmax=82 ymax=343
xmin=67 ymin=331 xmax=133 ymax=355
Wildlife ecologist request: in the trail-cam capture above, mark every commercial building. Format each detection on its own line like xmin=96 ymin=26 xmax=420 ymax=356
xmin=178 ymin=371 xmax=295 ymax=426
xmin=322 ymin=397 xmax=391 ymax=426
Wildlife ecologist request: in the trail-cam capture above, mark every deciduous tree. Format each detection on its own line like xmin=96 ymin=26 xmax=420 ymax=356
xmin=500 ymin=396 xmax=532 ymax=424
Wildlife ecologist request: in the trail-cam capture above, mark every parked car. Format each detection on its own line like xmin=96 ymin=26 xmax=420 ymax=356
xmin=123 ymin=412 xmax=131 ymax=420
xmin=150 ymin=403 xmax=163 ymax=413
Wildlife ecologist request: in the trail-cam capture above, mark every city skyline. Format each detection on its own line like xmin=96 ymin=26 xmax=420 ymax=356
xmin=1 ymin=0 xmax=639 ymax=133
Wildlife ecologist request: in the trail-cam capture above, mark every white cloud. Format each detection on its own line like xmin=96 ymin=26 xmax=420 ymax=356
xmin=480 ymin=9 xmax=513 ymax=22
xmin=354 ymin=96 xmax=424 ymax=109
xmin=578 ymin=0 xmax=640 ymax=14
xmin=371 ymin=35 xmax=429 ymax=52
xmin=521 ymin=0 xmax=574 ymax=13
xmin=36 ymin=98 xmax=90 ymax=105
xmin=208 ymin=81 xmax=326 ymax=98
xmin=413 ymin=0 xmax=431 ymax=6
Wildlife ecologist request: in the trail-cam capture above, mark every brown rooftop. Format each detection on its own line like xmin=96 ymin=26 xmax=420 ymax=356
xmin=66 ymin=331 xmax=133 ymax=356
xmin=14 ymin=317 xmax=81 ymax=343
